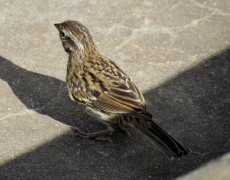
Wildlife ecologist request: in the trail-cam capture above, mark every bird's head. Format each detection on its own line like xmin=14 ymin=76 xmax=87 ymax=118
xmin=54 ymin=20 xmax=96 ymax=55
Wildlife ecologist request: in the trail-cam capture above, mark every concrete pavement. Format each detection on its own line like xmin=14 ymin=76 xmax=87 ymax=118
xmin=0 ymin=0 xmax=230 ymax=179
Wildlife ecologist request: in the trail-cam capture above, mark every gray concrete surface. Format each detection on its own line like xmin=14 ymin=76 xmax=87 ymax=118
xmin=0 ymin=0 xmax=230 ymax=179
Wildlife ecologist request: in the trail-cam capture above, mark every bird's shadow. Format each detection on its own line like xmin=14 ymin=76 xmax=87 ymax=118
xmin=0 ymin=56 xmax=104 ymax=130
xmin=0 ymin=47 xmax=230 ymax=179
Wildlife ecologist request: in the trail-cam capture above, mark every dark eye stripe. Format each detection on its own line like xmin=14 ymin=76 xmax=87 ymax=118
xmin=61 ymin=31 xmax=65 ymax=37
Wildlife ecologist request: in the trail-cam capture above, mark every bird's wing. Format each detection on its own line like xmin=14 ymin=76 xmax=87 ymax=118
xmin=85 ymin=65 xmax=148 ymax=115
xmin=71 ymin=57 xmax=148 ymax=116
xmin=94 ymin=79 xmax=146 ymax=113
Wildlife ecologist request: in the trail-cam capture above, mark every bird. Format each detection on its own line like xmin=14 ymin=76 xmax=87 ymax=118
xmin=54 ymin=20 xmax=190 ymax=159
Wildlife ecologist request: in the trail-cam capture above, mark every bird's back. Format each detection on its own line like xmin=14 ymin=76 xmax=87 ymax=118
xmin=67 ymin=53 xmax=148 ymax=115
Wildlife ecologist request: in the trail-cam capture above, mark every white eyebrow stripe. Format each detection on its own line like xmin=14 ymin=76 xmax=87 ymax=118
xmin=74 ymin=39 xmax=84 ymax=51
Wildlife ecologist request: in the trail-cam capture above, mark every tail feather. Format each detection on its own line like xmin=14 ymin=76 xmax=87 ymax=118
xmin=138 ymin=120 xmax=190 ymax=159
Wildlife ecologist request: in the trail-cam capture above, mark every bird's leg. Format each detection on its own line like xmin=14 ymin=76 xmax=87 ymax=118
xmin=71 ymin=126 xmax=113 ymax=142
xmin=118 ymin=127 xmax=130 ymax=136
xmin=71 ymin=126 xmax=89 ymax=136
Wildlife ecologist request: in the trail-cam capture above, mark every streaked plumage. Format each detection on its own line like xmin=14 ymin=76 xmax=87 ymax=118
xmin=54 ymin=20 xmax=190 ymax=159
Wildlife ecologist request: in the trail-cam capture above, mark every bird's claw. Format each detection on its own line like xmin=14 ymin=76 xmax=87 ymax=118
xmin=71 ymin=126 xmax=113 ymax=143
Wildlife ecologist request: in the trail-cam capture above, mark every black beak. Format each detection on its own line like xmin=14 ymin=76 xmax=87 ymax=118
xmin=54 ymin=23 xmax=60 ymax=30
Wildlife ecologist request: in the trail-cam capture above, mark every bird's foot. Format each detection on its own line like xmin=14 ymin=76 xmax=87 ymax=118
xmin=71 ymin=126 xmax=113 ymax=143
xmin=118 ymin=127 xmax=130 ymax=136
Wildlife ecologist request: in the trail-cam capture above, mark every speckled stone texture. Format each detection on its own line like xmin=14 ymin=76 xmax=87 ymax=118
xmin=0 ymin=0 xmax=230 ymax=179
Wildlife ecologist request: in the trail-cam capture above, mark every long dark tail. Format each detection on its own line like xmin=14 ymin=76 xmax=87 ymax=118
xmin=138 ymin=120 xmax=190 ymax=159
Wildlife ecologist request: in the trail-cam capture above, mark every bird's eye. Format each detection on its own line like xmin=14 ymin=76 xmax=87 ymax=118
xmin=60 ymin=31 xmax=66 ymax=39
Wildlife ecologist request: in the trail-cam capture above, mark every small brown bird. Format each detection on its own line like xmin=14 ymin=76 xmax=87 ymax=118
xmin=54 ymin=20 xmax=189 ymax=159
